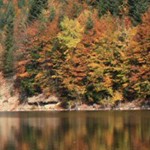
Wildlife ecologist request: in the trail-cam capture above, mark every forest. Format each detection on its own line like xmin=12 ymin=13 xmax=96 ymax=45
xmin=0 ymin=0 xmax=150 ymax=108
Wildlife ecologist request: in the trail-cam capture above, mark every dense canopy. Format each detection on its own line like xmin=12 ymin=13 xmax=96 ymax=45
xmin=0 ymin=0 xmax=149 ymax=106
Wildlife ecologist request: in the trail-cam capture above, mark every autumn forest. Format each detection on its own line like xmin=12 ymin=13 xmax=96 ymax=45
xmin=0 ymin=0 xmax=150 ymax=108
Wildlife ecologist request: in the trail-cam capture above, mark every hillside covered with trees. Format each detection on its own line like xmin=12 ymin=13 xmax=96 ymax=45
xmin=0 ymin=0 xmax=150 ymax=109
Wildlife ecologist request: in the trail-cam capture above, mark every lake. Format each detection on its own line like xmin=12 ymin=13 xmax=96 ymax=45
xmin=0 ymin=111 xmax=149 ymax=150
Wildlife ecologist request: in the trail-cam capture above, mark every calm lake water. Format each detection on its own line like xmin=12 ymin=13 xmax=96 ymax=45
xmin=0 ymin=111 xmax=149 ymax=150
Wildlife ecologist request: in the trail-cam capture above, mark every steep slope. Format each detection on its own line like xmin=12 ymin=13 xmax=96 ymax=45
xmin=0 ymin=72 xmax=19 ymax=111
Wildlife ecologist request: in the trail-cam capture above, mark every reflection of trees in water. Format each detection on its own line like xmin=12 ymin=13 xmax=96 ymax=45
xmin=4 ymin=141 xmax=16 ymax=150
xmin=85 ymin=112 xmax=150 ymax=150
xmin=0 ymin=112 xmax=150 ymax=150
xmin=0 ymin=117 xmax=20 ymax=150
xmin=17 ymin=117 xmax=61 ymax=150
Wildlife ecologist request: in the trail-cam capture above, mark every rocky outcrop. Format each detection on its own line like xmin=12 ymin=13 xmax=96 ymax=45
xmin=0 ymin=71 xmax=149 ymax=111
xmin=14 ymin=94 xmax=62 ymax=111
xmin=0 ymin=72 xmax=19 ymax=111
xmin=28 ymin=94 xmax=59 ymax=104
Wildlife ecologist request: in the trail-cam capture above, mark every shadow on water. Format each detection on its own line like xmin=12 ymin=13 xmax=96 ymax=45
xmin=0 ymin=111 xmax=150 ymax=150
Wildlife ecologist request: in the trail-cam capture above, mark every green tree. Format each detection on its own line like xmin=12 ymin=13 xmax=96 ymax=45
xmin=28 ymin=0 xmax=48 ymax=22
xmin=18 ymin=0 xmax=26 ymax=8
xmin=49 ymin=7 xmax=55 ymax=22
xmin=3 ymin=2 xmax=15 ymax=76
xmin=86 ymin=16 xmax=94 ymax=31
xmin=128 ymin=0 xmax=150 ymax=25
xmin=0 ymin=0 xmax=3 ymax=8
xmin=0 ymin=11 xmax=5 ymax=29
xmin=97 ymin=0 xmax=124 ymax=17
xmin=72 ymin=3 xmax=83 ymax=18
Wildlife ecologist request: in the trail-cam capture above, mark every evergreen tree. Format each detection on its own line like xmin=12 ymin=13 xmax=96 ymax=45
xmin=0 ymin=0 xmax=3 ymax=7
xmin=3 ymin=2 xmax=15 ymax=76
xmin=97 ymin=0 xmax=108 ymax=17
xmin=72 ymin=3 xmax=83 ymax=18
xmin=86 ymin=16 xmax=94 ymax=31
xmin=108 ymin=0 xmax=124 ymax=16
xmin=128 ymin=0 xmax=150 ymax=25
xmin=18 ymin=0 xmax=26 ymax=8
xmin=0 ymin=12 xmax=5 ymax=29
xmin=96 ymin=0 xmax=124 ymax=17
xmin=49 ymin=7 xmax=55 ymax=22
xmin=28 ymin=0 xmax=48 ymax=22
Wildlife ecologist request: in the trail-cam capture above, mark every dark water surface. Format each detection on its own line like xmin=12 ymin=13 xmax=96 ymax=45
xmin=0 ymin=111 xmax=149 ymax=150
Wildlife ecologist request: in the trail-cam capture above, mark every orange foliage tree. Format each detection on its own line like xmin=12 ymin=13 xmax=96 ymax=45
xmin=125 ymin=10 xmax=150 ymax=100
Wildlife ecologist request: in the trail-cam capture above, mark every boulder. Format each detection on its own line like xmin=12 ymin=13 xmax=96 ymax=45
xmin=45 ymin=96 xmax=59 ymax=103
xmin=28 ymin=94 xmax=59 ymax=104
xmin=28 ymin=94 xmax=44 ymax=104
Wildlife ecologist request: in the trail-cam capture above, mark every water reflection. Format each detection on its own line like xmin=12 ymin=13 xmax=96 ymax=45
xmin=0 ymin=111 xmax=149 ymax=150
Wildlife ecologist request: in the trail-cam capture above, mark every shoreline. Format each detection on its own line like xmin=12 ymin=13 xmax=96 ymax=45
xmin=0 ymin=109 xmax=150 ymax=112
xmin=0 ymin=102 xmax=149 ymax=112
xmin=0 ymin=72 xmax=149 ymax=112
